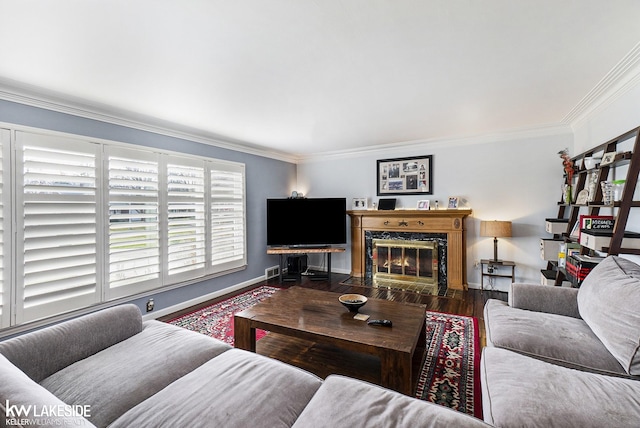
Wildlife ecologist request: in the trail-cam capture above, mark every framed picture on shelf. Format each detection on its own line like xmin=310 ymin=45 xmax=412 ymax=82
xmin=417 ymin=200 xmax=430 ymax=210
xmin=601 ymin=152 xmax=617 ymax=166
xmin=376 ymin=155 xmax=433 ymax=196
xmin=351 ymin=198 xmax=368 ymax=210
xmin=448 ymin=197 xmax=459 ymax=209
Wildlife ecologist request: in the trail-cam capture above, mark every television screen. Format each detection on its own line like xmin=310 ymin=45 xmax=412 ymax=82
xmin=267 ymin=198 xmax=347 ymax=247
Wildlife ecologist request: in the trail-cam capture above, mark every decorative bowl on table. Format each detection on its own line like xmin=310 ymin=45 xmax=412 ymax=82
xmin=339 ymin=294 xmax=368 ymax=313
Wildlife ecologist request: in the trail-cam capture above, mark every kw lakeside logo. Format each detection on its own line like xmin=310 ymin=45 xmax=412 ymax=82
xmin=4 ymin=400 xmax=91 ymax=426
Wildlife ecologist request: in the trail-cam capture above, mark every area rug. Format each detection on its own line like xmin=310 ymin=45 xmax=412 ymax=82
xmin=167 ymin=286 xmax=282 ymax=345
xmin=416 ymin=311 xmax=481 ymax=418
xmin=166 ymin=286 xmax=481 ymax=418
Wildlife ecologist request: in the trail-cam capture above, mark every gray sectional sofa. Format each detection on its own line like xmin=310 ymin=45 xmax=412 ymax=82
xmin=0 ymin=303 xmax=489 ymax=428
xmin=482 ymin=255 xmax=640 ymax=427
xmin=7 ymin=255 xmax=638 ymax=428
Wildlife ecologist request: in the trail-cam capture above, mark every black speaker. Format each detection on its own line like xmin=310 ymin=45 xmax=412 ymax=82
xmin=287 ymin=255 xmax=308 ymax=274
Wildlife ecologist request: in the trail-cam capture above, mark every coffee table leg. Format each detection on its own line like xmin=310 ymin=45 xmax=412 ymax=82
xmin=233 ymin=316 xmax=256 ymax=352
xmin=380 ymin=349 xmax=412 ymax=395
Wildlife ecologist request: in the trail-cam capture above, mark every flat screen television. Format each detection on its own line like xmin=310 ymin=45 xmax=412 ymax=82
xmin=267 ymin=198 xmax=347 ymax=247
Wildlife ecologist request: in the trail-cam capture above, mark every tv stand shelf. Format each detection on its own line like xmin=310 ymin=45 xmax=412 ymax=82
xmin=267 ymin=247 xmax=346 ymax=283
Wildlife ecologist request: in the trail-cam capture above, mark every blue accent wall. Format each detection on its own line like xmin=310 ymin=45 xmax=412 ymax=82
xmin=0 ymin=99 xmax=296 ymax=317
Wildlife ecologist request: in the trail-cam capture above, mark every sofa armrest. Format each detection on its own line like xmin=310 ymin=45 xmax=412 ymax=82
xmin=508 ymin=283 xmax=580 ymax=318
xmin=0 ymin=354 xmax=96 ymax=427
xmin=0 ymin=304 xmax=143 ymax=382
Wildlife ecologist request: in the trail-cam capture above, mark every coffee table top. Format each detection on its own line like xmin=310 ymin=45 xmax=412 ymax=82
xmin=235 ymin=286 xmax=427 ymax=354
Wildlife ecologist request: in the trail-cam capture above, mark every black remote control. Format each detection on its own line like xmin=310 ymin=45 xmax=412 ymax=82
xmin=367 ymin=319 xmax=392 ymax=327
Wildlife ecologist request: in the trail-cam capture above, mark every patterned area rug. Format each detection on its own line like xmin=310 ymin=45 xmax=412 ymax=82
xmin=167 ymin=286 xmax=281 ymax=345
xmin=417 ymin=311 xmax=481 ymax=418
xmin=166 ymin=286 xmax=481 ymax=418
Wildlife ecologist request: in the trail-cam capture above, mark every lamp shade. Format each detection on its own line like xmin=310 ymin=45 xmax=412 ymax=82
xmin=480 ymin=220 xmax=512 ymax=238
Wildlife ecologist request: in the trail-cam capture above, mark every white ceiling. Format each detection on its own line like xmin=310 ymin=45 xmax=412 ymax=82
xmin=1 ymin=1 xmax=640 ymax=158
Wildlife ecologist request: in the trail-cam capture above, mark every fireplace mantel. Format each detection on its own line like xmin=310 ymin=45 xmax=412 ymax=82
xmin=347 ymin=209 xmax=472 ymax=290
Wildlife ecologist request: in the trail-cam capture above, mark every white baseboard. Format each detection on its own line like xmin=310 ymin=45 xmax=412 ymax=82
xmin=142 ymin=274 xmax=267 ymax=321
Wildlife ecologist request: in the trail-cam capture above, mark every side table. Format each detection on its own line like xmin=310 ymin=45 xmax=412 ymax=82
xmin=480 ymin=259 xmax=515 ymax=292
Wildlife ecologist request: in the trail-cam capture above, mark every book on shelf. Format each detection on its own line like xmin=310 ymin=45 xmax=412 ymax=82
xmin=577 ymin=215 xmax=614 ymax=241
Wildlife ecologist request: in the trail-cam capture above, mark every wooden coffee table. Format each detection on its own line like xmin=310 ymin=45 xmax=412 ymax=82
xmin=234 ymin=286 xmax=427 ymax=395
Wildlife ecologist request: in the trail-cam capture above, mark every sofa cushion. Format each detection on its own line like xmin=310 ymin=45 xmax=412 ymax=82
xmin=577 ymin=256 xmax=640 ymax=375
xmin=109 ymin=348 xmax=323 ymax=428
xmin=0 ymin=304 xmax=143 ymax=383
xmin=40 ymin=320 xmax=230 ymax=427
xmin=292 ymin=374 xmax=490 ymax=428
xmin=0 ymin=354 xmax=96 ymax=428
xmin=481 ymin=347 xmax=640 ymax=428
xmin=484 ymin=299 xmax=627 ymax=376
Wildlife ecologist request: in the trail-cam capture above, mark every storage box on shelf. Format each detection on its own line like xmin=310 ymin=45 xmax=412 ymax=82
xmin=540 ymin=238 xmax=564 ymax=261
xmin=580 ymin=229 xmax=640 ymax=251
xmin=540 ymin=126 xmax=640 ymax=287
xmin=545 ymin=218 xmax=568 ymax=234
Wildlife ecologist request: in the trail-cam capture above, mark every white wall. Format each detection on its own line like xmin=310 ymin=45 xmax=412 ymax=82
xmin=297 ymin=129 xmax=573 ymax=291
xmin=572 ymin=64 xmax=640 ymax=265
xmin=573 ymin=74 xmax=640 ymax=153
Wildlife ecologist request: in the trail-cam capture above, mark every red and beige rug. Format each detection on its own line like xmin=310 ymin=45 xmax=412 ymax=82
xmin=167 ymin=285 xmax=481 ymax=418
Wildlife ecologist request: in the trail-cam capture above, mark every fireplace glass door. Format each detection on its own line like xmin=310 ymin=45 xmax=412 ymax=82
xmin=372 ymin=239 xmax=438 ymax=287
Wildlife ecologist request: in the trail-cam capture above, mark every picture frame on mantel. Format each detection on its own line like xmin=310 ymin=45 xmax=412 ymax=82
xmin=352 ymin=197 xmax=368 ymax=210
xmin=377 ymin=155 xmax=433 ymax=196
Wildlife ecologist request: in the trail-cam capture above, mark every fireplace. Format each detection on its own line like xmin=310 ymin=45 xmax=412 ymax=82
xmin=348 ymin=209 xmax=472 ymax=291
xmin=366 ymin=231 xmax=446 ymax=294
xmin=373 ymin=238 xmax=438 ymax=288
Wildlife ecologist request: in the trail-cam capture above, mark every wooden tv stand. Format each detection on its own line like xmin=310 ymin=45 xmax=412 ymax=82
xmin=267 ymin=246 xmax=346 ymax=283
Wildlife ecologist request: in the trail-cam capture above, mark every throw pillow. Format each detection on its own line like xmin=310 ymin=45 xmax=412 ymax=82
xmin=577 ymin=256 xmax=640 ymax=376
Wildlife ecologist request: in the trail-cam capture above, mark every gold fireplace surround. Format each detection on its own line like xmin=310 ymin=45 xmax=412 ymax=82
xmin=373 ymin=239 xmax=438 ymax=284
xmin=348 ymin=209 xmax=472 ymax=290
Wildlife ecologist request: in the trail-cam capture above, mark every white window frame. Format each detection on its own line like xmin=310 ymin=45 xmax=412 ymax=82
xmin=164 ymin=155 xmax=207 ymax=283
xmin=0 ymin=125 xmax=247 ymax=329
xmin=14 ymin=131 xmax=103 ymax=324
xmin=0 ymin=129 xmax=11 ymax=329
xmin=209 ymin=161 xmax=247 ymax=273
xmin=105 ymin=146 xmax=161 ymax=300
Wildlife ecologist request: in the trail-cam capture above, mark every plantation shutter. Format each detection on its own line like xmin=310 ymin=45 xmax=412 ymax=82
xmin=210 ymin=162 xmax=246 ymax=273
xmin=107 ymin=147 xmax=160 ymax=298
xmin=166 ymin=156 xmax=206 ymax=281
xmin=0 ymin=129 xmax=10 ymax=328
xmin=15 ymin=131 xmax=100 ymax=323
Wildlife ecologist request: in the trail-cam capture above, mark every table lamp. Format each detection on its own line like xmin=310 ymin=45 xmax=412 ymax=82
xmin=480 ymin=220 xmax=512 ymax=263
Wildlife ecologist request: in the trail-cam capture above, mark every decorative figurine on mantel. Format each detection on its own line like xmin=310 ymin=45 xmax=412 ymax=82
xmin=558 ymin=149 xmax=574 ymax=203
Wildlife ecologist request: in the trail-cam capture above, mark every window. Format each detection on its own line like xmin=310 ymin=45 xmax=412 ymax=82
xmin=210 ymin=165 xmax=245 ymax=271
xmin=15 ymin=132 xmax=101 ymax=323
xmin=166 ymin=158 xmax=206 ymax=281
xmin=0 ymin=128 xmax=246 ymax=328
xmin=107 ymin=147 xmax=160 ymax=299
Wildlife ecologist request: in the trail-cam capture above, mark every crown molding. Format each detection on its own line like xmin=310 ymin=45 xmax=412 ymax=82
xmin=296 ymin=122 xmax=573 ymax=163
xmin=0 ymin=80 xmax=299 ymax=164
xmin=4 ymin=36 xmax=639 ymax=166
xmin=563 ymin=41 xmax=640 ymax=127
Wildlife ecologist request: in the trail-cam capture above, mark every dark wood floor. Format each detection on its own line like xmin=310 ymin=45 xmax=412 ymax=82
xmin=162 ymin=272 xmax=507 ymax=348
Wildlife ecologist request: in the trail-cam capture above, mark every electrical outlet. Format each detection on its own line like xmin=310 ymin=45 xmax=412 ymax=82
xmin=474 ymin=260 xmax=480 ymax=268
xmin=146 ymin=298 xmax=154 ymax=312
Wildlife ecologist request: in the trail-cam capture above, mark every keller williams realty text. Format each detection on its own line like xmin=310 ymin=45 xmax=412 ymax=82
xmin=5 ymin=400 xmax=91 ymax=426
